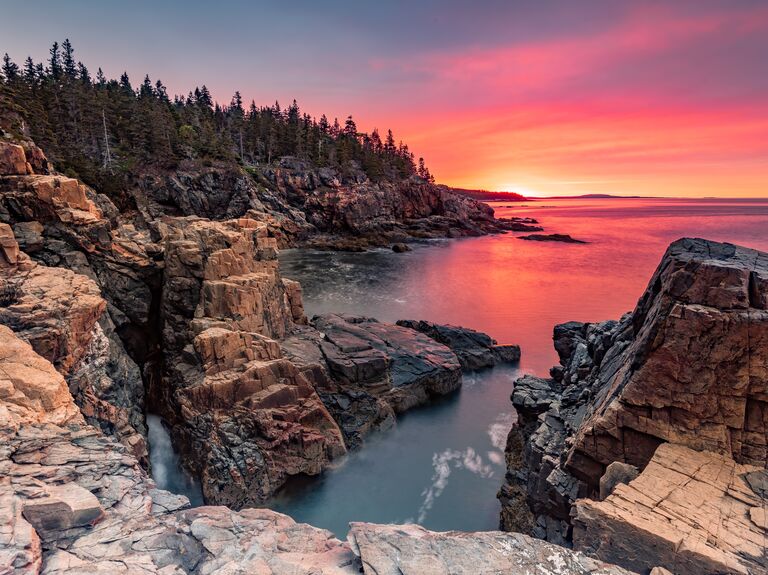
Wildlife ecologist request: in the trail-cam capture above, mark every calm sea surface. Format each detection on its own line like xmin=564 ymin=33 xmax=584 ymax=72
xmin=150 ymin=198 xmax=768 ymax=537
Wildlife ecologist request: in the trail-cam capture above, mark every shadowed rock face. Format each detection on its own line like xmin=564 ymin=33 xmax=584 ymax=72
xmin=500 ymin=238 xmax=768 ymax=547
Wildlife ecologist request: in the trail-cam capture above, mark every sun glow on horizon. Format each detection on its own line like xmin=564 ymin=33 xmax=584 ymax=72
xmin=498 ymin=185 xmax=541 ymax=198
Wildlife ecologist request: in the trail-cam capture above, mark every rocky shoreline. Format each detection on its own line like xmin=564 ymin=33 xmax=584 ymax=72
xmin=499 ymin=237 xmax=768 ymax=574
xmin=2 ymin=135 xmax=767 ymax=574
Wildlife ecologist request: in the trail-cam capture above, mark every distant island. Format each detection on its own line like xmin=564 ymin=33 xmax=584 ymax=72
xmin=447 ymin=188 xmax=528 ymax=201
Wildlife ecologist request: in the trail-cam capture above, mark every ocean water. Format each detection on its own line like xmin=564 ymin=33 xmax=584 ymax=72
xmin=270 ymin=197 xmax=768 ymax=536
xmin=148 ymin=197 xmax=768 ymax=536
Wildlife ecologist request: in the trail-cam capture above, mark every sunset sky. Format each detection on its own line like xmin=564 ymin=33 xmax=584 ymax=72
xmin=2 ymin=0 xmax=767 ymax=197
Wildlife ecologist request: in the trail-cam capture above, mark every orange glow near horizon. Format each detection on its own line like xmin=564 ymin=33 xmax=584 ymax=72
xmin=351 ymin=4 xmax=768 ymax=198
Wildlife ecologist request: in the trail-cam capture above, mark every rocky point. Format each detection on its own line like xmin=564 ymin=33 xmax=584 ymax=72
xmin=499 ymin=237 xmax=768 ymax=574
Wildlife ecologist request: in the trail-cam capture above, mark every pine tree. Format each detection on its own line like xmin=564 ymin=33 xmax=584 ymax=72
xmin=2 ymin=54 xmax=20 ymax=82
xmin=48 ymin=42 xmax=62 ymax=79
xmin=62 ymin=39 xmax=77 ymax=78
xmin=2 ymin=39 xmax=436 ymax=195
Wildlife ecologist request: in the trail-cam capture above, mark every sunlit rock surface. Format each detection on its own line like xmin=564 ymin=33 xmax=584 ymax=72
xmin=573 ymin=443 xmax=767 ymax=575
xmin=0 ymin=325 xmax=83 ymax=430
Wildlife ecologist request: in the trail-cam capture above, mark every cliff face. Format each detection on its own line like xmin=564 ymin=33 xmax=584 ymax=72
xmin=0 ymin=138 xmax=522 ymax=507
xmin=0 ymin=139 xmax=629 ymax=575
xmin=499 ymin=238 xmax=768 ymax=573
xmin=131 ymin=159 xmax=505 ymax=251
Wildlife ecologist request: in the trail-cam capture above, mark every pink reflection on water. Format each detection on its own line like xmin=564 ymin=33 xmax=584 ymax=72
xmin=395 ymin=198 xmax=768 ymax=375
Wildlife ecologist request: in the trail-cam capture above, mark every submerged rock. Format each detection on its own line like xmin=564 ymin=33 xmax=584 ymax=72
xmin=518 ymin=233 xmax=586 ymax=243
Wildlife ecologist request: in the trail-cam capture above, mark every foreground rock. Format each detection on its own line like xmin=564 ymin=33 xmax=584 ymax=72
xmin=0 ymin=425 xmax=634 ymax=575
xmin=0 ymin=424 xmax=358 ymax=575
xmin=348 ymin=523 xmax=633 ymax=575
xmin=499 ymin=238 xmax=768 ymax=563
xmin=283 ymin=314 xmax=463 ymax=448
xmin=573 ymin=443 xmax=767 ymax=575
xmin=397 ymin=319 xmax=520 ymax=370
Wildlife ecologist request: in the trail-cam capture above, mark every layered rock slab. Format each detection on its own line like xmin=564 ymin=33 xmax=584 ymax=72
xmin=348 ymin=523 xmax=633 ymax=575
xmin=282 ymin=314 xmax=463 ymax=447
xmin=572 ymin=443 xmax=767 ymax=575
xmin=396 ymin=319 xmax=520 ymax=370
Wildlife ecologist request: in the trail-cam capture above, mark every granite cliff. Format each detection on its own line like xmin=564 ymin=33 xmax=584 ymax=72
xmin=500 ymin=237 xmax=768 ymax=574
xmin=0 ymin=138 xmax=524 ymax=508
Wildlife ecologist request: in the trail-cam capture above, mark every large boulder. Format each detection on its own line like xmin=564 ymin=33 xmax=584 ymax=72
xmin=500 ymin=238 xmax=768 ymax=544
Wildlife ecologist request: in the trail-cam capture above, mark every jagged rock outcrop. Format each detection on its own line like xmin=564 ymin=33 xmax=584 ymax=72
xmin=0 ymin=222 xmax=147 ymax=463
xmin=396 ymin=319 xmax=520 ymax=370
xmin=572 ymin=443 xmax=767 ymax=575
xmin=347 ymin=523 xmax=633 ymax=575
xmin=0 ymin=324 xmax=83 ymax=430
xmin=260 ymin=160 xmax=523 ymax=250
xmin=282 ymin=314 xmax=463 ymax=448
xmin=500 ymin=238 xmax=768 ymax=551
xmin=157 ymin=216 xmax=347 ymax=508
